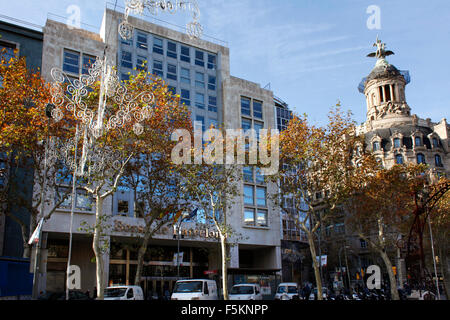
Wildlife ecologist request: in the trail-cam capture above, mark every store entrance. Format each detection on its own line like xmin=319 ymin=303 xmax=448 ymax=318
xmin=140 ymin=277 xmax=179 ymax=300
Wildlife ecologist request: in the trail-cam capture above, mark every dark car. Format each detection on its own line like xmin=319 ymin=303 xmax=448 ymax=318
xmin=38 ymin=291 xmax=92 ymax=300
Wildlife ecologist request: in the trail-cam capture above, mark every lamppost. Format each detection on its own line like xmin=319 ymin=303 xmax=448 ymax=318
xmin=338 ymin=245 xmax=350 ymax=292
xmin=31 ymin=103 xmax=53 ymax=300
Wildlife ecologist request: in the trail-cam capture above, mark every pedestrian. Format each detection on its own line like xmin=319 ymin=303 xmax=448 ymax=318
xmin=93 ymin=287 xmax=97 ymax=299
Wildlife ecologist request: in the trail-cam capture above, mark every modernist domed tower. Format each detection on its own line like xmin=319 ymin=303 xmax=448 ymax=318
xmin=357 ymin=38 xmax=449 ymax=175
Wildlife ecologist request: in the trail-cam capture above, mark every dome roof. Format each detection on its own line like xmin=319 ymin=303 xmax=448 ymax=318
xmin=366 ymin=59 xmax=401 ymax=82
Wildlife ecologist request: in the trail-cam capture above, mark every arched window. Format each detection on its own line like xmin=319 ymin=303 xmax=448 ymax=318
xmin=435 ymin=154 xmax=443 ymax=167
xmin=417 ymin=154 xmax=426 ymax=164
xmin=395 ymin=154 xmax=404 ymax=164
xmin=373 ymin=141 xmax=381 ymax=151
xmin=393 ymin=138 xmax=401 ymax=148
xmin=415 ymin=136 xmax=422 ymax=146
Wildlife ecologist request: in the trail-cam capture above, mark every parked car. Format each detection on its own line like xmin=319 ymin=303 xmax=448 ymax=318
xmin=104 ymin=285 xmax=144 ymax=300
xmin=229 ymin=284 xmax=263 ymax=300
xmin=308 ymin=288 xmax=333 ymax=300
xmin=274 ymin=282 xmax=299 ymax=300
xmin=171 ymin=279 xmax=218 ymax=300
xmin=38 ymin=290 xmax=92 ymax=300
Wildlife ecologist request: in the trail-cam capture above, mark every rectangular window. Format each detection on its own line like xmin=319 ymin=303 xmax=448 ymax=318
xmin=195 ymin=115 xmax=205 ymax=132
xmin=136 ymin=55 xmax=147 ymax=72
xmin=167 ymin=41 xmax=177 ymax=59
xmin=76 ymin=189 xmax=94 ymax=211
xmin=121 ymin=37 xmax=132 ymax=46
xmin=180 ymin=46 xmax=190 ymax=63
xmin=244 ymin=208 xmax=255 ymax=226
xmin=208 ymin=96 xmax=217 ymax=112
xmin=253 ymin=100 xmax=263 ymax=119
xmin=181 ymin=89 xmax=190 ymax=106
xmin=121 ymin=73 xmax=130 ymax=81
xmin=244 ymin=185 xmax=254 ymax=205
xmin=195 ymin=92 xmax=205 ymax=109
xmin=255 ymin=167 xmax=264 ymax=184
xmin=256 ymin=187 xmax=266 ymax=207
xmin=242 ymin=118 xmax=252 ymax=131
xmin=168 ymin=86 xmax=176 ymax=95
xmin=195 ymin=50 xmax=204 ymax=67
xmin=256 ymin=209 xmax=268 ymax=227
xmin=243 ymin=166 xmax=253 ymax=183
xmin=241 ymin=97 xmax=251 ymax=116
xmin=153 ymin=59 xmax=163 ymax=78
xmin=136 ymin=32 xmax=148 ymax=50
xmin=254 ymin=121 xmax=264 ymax=140
xmin=167 ymin=63 xmax=177 ymax=80
xmin=63 ymin=49 xmax=80 ymax=74
xmin=181 ymin=67 xmax=190 ymax=84
xmin=207 ymin=54 xmax=216 ymax=70
xmin=195 ymin=72 xmax=205 ymax=88
xmin=208 ymin=75 xmax=216 ymax=91
xmin=82 ymin=54 xmax=96 ymax=75
xmin=121 ymin=50 xmax=133 ymax=69
xmin=153 ymin=37 xmax=163 ymax=55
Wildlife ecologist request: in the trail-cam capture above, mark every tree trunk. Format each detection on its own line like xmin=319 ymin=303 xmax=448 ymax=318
xmin=134 ymin=227 xmax=153 ymax=285
xmin=93 ymin=196 xmax=105 ymax=300
xmin=220 ymin=234 xmax=229 ymax=300
xmin=379 ymin=249 xmax=400 ymax=300
xmin=307 ymin=231 xmax=323 ymax=300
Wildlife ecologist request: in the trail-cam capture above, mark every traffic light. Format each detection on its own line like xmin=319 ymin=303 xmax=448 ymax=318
xmin=392 ymin=266 xmax=397 ymax=276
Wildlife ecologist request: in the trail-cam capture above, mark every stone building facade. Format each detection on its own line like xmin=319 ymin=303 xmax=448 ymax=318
xmin=34 ymin=8 xmax=282 ymax=298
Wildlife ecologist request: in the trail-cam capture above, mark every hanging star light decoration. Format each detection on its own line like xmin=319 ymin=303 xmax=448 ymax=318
xmin=119 ymin=0 xmax=203 ymax=40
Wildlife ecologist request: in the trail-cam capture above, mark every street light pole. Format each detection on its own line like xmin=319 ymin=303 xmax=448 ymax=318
xmin=428 ymin=215 xmax=441 ymax=300
xmin=31 ymin=104 xmax=53 ymax=299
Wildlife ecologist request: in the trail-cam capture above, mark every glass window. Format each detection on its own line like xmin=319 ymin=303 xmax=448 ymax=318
xmin=153 ymin=37 xmax=163 ymax=55
xmin=395 ymin=154 xmax=403 ymax=164
xmin=243 ymin=166 xmax=253 ymax=182
xmin=121 ymin=73 xmax=130 ymax=81
xmin=253 ymin=100 xmax=263 ymax=119
xmin=256 ymin=209 xmax=268 ymax=227
xmin=195 ymin=115 xmax=205 ymax=132
xmin=181 ymin=89 xmax=190 ymax=106
xmin=208 ymin=75 xmax=216 ymax=91
xmin=242 ymin=118 xmax=252 ymax=131
xmin=244 ymin=185 xmax=254 ymax=205
xmin=244 ymin=208 xmax=255 ymax=225
xmin=417 ymin=153 xmax=426 ymax=164
xmin=435 ymin=154 xmax=443 ymax=167
xmin=121 ymin=50 xmax=133 ymax=69
xmin=195 ymin=92 xmax=205 ymax=109
xmin=180 ymin=46 xmax=190 ymax=63
xmin=255 ymin=167 xmax=264 ymax=184
xmin=63 ymin=49 xmax=80 ymax=74
xmin=136 ymin=32 xmax=148 ymax=50
xmin=82 ymin=54 xmax=96 ymax=75
xmin=195 ymin=72 xmax=204 ymax=88
xmin=167 ymin=63 xmax=177 ymax=80
xmin=415 ymin=136 xmax=422 ymax=146
xmin=207 ymin=54 xmax=216 ymax=70
xmin=136 ymin=55 xmax=147 ymax=71
xmin=76 ymin=190 xmax=94 ymax=211
xmin=394 ymin=138 xmax=401 ymax=148
xmin=152 ymin=59 xmax=163 ymax=78
xmin=208 ymin=96 xmax=217 ymax=112
xmin=241 ymin=97 xmax=251 ymax=116
xmin=254 ymin=121 xmax=264 ymax=140
xmin=167 ymin=41 xmax=177 ymax=59
xmin=256 ymin=187 xmax=266 ymax=207
xmin=168 ymin=86 xmax=176 ymax=95
xmin=181 ymin=67 xmax=190 ymax=84
xmin=195 ymin=50 xmax=204 ymax=67
xmin=432 ymin=138 xmax=439 ymax=147
xmin=373 ymin=141 xmax=380 ymax=151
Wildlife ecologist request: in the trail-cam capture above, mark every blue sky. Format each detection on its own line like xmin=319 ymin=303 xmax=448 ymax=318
xmin=2 ymin=0 xmax=449 ymax=126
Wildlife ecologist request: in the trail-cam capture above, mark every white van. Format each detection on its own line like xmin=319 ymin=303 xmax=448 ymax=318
xmin=104 ymin=285 xmax=144 ymax=300
xmin=274 ymin=282 xmax=299 ymax=300
xmin=229 ymin=284 xmax=263 ymax=300
xmin=171 ymin=279 xmax=218 ymax=300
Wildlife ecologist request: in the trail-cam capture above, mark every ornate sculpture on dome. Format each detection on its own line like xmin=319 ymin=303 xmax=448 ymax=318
xmin=367 ymin=36 xmax=395 ymax=60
